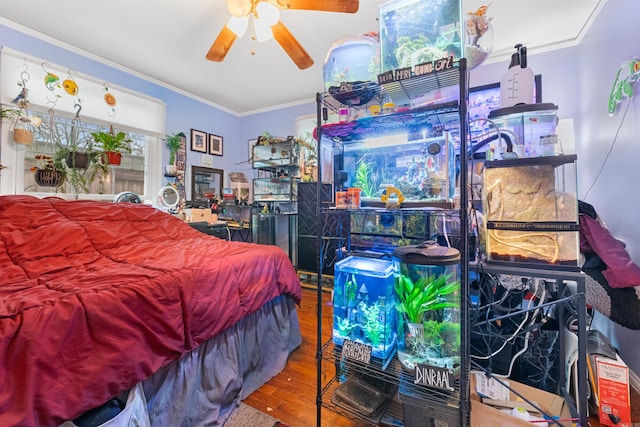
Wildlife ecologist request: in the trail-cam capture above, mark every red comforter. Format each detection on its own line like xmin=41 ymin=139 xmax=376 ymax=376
xmin=0 ymin=195 xmax=301 ymax=426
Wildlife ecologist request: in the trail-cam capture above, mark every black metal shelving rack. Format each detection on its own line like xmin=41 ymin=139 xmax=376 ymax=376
xmin=314 ymin=58 xmax=471 ymax=427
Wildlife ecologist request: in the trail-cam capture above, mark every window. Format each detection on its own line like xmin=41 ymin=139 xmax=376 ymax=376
xmin=22 ymin=110 xmax=151 ymax=197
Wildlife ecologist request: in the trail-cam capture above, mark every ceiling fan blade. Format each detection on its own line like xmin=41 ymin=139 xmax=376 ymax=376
xmin=271 ymin=21 xmax=314 ymax=70
xmin=205 ymin=25 xmax=238 ymax=62
xmin=274 ymin=0 xmax=359 ymax=13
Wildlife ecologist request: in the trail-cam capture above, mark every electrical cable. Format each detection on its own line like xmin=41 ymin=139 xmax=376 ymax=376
xmin=583 ymin=97 xmax=631 ymax=200
xmin=472 ymin=280 xmax=546 ymax=364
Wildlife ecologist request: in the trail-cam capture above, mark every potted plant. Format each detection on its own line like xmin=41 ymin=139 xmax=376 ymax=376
xmin=53 ymin=144 xmax=105 ymax=194
xmin=165 ymin=132 xmax=183 ymax=176
xmin=31 ymin=154 xmax=65 ymax=188
xmin=91 ymin=127 xmax=131 ymax=166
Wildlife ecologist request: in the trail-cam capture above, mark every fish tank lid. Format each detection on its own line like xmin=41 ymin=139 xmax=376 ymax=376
xmin=392 ymin=241 xmax=460 ymax=265
xmin=484 ymin=153 xmax=577 ymax=169
xmin=488 ymin=102 xmax=558 ymax=119
xmin=335 ymin=255 xmax=394 ymax=276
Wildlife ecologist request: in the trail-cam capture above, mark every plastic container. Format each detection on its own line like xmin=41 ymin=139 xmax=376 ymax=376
xmin=392 ymin=242 xmax=461 ymax=373
xmin=333 ymin=256 xmax=397 ymax=363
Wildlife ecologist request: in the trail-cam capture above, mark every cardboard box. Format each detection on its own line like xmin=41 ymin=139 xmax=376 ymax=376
xmin=184 ymin=208 xmax=212 ymax=224
xmin=595 ymin=355 xmax=631 ymax=427
xmin=470 ymin=373 xmax=572 ymax=427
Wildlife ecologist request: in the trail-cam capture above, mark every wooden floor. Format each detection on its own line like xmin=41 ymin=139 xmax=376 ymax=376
xmin=243 ymin=286 xmax=361 ymax=427
xmin=243 ymin=287 xmax=640 ymax=427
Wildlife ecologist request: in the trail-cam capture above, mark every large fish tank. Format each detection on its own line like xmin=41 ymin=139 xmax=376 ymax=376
xmin=333 ymin=256 xmax=397 ymax=364
xmin=379 ymin=0 xmax=463 ymax=74
xmin=334 ymin=129 xmax=456 ymax=207
xmin=392 ymin=242 xmax=461 ymax=374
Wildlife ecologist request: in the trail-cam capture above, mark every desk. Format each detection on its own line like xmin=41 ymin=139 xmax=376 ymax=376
xmin=227 ymin=224 xmax=252 ymax=242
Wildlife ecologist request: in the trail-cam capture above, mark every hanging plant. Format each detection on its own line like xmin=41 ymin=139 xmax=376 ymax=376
xmin=91 ymin=126 xmax=132 ymax=166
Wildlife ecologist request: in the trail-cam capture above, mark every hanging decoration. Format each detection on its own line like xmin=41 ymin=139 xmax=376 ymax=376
xmin=103 ymin=82 xmax=117 ymax=118
xmin=12 ymin=60 xmax=35 ymax=145
xmin=41 ymin=62 xmax=63 ymax=113
xmin=608 ymin=57 xmax=640 ymax=116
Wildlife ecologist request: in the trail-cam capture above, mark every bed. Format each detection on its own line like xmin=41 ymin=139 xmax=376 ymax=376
xmin=0 ymin=195 xmax=302 ymax=427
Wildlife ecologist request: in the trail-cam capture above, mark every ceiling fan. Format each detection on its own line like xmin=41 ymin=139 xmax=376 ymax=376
xmin=206 ymin=0 xmax=359 ymax=70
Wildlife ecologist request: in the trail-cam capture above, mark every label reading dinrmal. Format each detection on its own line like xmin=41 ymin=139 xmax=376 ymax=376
xmin=341 ymin=340 xmax=372 ymax=364
xmin=415 ymin=363 xmax=455 ymax=391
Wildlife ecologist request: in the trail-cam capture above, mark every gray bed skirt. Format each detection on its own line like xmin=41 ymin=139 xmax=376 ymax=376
xmin=142 ymin=294 xmax=301 ymax=426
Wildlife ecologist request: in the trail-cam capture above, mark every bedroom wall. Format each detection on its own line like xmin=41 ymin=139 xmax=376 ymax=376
xmin=0 ymin=22 xmax=243 ymax=194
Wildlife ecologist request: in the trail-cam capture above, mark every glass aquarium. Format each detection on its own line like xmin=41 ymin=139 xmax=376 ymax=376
xmin=487 ymin=103 xmax=559 ymax=158
xmin=333 ymin=256 xmax=397 ymax=363
xmin=252 ymin=138 xmax=299 ymax=169
xmin=379 ymin=0 xmax=463 ymax=74
xmin=483 ymin=154 xmax=579 ymax=269
xmin=392 ymin=242 xmax=460 ymax=374
xmin=323 ymin=34 xmax=381 ymax=107
xmin=336 ymin=130 xmax=456 ymax=206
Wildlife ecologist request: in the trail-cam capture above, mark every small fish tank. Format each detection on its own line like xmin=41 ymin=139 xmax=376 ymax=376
xmin=323 ymin=34 xmax=381 ymax=106
xmin=392 ymin=242 xmax=460 ymax=374
xmin=333 ymin=256 xmax=397 ymax=364
xmin=335 ymin=130 xmax=456 ymax=207
xmin=488 ymin=103 xmax=559 ymax=157
xmin=483 ymin=154 xmax=579 ymax=269
xmin=379 ymin=0 xmax=463 ymax=75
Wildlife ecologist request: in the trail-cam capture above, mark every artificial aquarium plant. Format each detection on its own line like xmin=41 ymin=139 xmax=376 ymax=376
xmin=359 ymin=301 xmax=391 ymax=347
xmin=394 ymin=272 xmax=459 ymax=325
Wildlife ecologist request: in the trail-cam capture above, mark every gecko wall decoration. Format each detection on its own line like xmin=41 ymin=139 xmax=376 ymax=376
xmin=608 ymin=57 xmax=640 ymax=116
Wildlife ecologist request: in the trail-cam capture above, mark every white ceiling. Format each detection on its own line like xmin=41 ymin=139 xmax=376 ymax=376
xmin=0 ymin=0 xmax=605 ymax=116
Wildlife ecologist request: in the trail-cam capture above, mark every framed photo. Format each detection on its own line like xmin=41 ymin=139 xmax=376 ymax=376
xmin=190 ymin=129 xmax=207 ymax=153
xmin=209 ymin=134 xmax=223 ymax=156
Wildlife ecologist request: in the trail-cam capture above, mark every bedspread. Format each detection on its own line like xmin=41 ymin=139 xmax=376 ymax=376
xmin=0 ymin=195 xmax=301 ymax=426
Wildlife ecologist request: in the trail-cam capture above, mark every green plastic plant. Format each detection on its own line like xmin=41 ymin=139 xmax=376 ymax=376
xmin=359 ymin=302 xmax=389 ymax=347
xmin=394 ymin=272 xmax=459 ymax=324
xmin=353 ymin=160 xmax=376 ymax=198
xmin=165 ymin=133 xmax=183 ymax=165
xmin=343 ymin=274 xmax=358 ymax=307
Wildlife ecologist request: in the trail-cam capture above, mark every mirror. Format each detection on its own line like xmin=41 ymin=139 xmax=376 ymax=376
xmin=191 ymin=166 xmax=223 ymax=203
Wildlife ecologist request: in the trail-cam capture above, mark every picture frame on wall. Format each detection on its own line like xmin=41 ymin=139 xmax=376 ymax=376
xmin=190 ymin=129 xmax=207 ymax=153
xmin=209 ymin=134 xmax=223 ymax=156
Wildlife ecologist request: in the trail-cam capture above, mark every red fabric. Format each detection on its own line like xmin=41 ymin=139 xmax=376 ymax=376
xmin=580 ymin=213 xmax=640 ymax=288
xmin=0 ymin=195 xmax=301 ymax=427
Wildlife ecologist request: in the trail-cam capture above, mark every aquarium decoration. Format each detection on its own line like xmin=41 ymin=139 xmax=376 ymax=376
xmin=380 ymin=186 xmax=404 ymax=208
xmin=465 ymin=4 xmax=493 ymax=70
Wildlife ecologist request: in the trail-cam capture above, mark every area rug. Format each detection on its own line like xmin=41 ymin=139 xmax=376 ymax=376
xmin=225 ymin=403 xmax=291 ymax=427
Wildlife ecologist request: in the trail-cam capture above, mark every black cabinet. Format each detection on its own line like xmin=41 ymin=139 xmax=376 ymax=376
xmin=297 ymin=182 xmax=336 ymax=275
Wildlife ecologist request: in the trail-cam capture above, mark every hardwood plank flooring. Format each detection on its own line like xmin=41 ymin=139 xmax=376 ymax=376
xmin=243 ymin=287 xmax=639 ymax=427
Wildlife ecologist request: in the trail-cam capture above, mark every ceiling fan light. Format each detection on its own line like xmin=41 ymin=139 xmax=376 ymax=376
xmin=227 ymin=16 xmax=249 ymax=38
xmin=227 ymin=0 xmax=252 ymax=17
xmin=256 ymin=2 xmax=280 ymax=25
xmin=254 ymin=17 xmax=274 ymax=42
